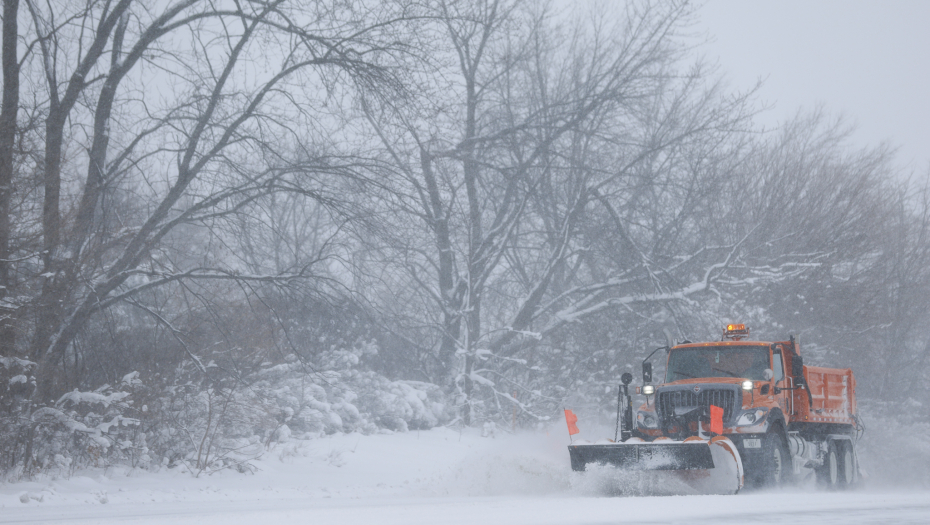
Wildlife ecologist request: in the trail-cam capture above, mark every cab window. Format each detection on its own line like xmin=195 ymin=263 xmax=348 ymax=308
xmin=773 ymin=348 xmax=785 ymax=382
xmin=666 ymin=345 xmax=771 ymax=381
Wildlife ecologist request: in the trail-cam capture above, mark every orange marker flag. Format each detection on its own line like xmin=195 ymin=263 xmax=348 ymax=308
xmin=710 ymin=405 xmax=723 ymax=435
xmin=564 ymin=409 xmax=580 ymax=435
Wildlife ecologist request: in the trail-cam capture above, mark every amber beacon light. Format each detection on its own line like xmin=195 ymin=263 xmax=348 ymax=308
xmin=723 ymin=323 xmax=749 ymax=340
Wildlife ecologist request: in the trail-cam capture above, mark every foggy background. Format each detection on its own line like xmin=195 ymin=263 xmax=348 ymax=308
xmin=0 ymin=0 xmax=926 ymax=486
xmin=700 ymin=0 xmax=930 ymax=175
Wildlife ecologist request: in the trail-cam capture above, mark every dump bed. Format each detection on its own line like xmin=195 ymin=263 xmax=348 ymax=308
xmin=794 ymin=365 xmax=857 ymax=425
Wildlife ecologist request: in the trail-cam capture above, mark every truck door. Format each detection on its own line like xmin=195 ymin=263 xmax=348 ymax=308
xmin=772 ymin=346 xmax=792 ymax=414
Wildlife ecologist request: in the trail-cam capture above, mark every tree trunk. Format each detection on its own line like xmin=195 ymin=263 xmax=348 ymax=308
xmin=0 ymin=0 xmax=18 ymax=357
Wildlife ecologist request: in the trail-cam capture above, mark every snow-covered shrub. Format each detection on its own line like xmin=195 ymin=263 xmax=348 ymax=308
xmin=246 ymin=357 xmax=451 ymax=437
xmin=354 ymin=376 xmax=449 ymax=431
xmin=0 ymin=356 xmax=37 ymax=477
xmin=1 ymin=327 xmax=451 ymax=480
xmin=126 ymin=344 xmax=451 ymax=476
xmin=0 ymin=368 xmax=150 ymax=481
xmin=146 ymin=381 xmax=269 ymax=475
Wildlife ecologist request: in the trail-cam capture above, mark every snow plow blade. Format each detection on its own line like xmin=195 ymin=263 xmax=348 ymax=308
xmin=568 ymin=441 xmax=713 ymax=471
xmin=568 ymin=437 xmax=744 ymax=495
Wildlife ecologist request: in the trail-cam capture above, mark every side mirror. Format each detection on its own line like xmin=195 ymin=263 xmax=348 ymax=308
xmin=791 ymin=355 xmax=804 ymax=378
xmin=763 ymin=369 xmax=774 ymax=381
xmin=642 ymin=362 xmax=653 ymax=384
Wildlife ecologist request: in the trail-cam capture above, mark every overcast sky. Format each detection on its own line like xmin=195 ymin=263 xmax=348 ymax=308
xmin=696 ymin=0 xmax=930 ymax=178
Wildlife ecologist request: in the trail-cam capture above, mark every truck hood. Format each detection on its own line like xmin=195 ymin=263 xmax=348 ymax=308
xmin=661 ymin=377 xmax=748 ymax=387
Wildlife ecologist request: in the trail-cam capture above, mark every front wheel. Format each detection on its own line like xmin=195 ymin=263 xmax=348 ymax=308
xmin=759 ymin=432 xmax=790 ymax=487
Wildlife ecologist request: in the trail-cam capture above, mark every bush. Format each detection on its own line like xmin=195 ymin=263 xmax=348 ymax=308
xmin=0 ymin=347 xmax=452 ymax=480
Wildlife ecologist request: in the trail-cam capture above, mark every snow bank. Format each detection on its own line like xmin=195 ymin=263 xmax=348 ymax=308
xmin=0 ymin=426 xmax=572 ymax=507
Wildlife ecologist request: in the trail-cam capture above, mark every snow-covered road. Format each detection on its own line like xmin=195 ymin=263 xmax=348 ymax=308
xmin=3 ymin=492 xmax=929 ymax=525
xmin=3 ymin=427 xmax=927 ymax=524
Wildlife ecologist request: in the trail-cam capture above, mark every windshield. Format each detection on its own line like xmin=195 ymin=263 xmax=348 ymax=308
xmin=665 ymin=345 xmax=771 ymax=382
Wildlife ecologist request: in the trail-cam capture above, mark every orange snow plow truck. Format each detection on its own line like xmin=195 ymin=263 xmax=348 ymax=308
xmin=568 ymin=324 xmax=863 ymax=493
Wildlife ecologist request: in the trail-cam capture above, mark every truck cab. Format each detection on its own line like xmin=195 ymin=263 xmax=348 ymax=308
xmin=635 ymin=333 xmax=793 ymax=442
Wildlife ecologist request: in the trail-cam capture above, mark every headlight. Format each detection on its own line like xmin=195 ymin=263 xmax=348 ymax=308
xmin=642 ymin=385 xmax=655 ymax=395
xmin=637 ymin=411 xmax=657 ymax=429
xmin=741 ymin=380 xmax=754 ymax=391
xmin=736 ymin=408 xmax=768 ymax=426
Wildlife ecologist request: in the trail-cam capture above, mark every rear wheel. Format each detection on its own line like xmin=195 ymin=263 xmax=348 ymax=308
xmin=836 ymin=440 xmax=857 ymax=488
xmin=816 ymin=441 xmax=839 ymax=489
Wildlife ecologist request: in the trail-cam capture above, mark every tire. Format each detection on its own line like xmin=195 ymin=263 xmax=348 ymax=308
xmin=836 ymin=440 xmax=857 ymax=488
xmin=816 ymin=441 xmax=839 ymax=489
xmin=758 ymin=432 xmax=789 ymax=488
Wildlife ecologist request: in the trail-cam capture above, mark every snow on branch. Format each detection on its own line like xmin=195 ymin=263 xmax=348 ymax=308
xmin=57 ymin=389 xmax=131 ymax=409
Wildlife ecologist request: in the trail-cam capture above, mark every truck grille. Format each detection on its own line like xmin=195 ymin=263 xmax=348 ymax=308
xmin=656 ymin=386 xmax=739 ymax=426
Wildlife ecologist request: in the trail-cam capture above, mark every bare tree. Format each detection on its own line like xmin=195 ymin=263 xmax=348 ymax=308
xmin=0 ymin=0 xmax=415 ymax=401
xmin=354 ymin=0 xmax=770 ymax=422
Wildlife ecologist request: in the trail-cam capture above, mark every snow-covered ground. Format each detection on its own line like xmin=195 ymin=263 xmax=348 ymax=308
xmin=2 ymin=426 xmax=928 ymax=524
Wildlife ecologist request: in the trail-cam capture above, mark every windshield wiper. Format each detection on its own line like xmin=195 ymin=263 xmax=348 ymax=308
xmin=674 ymin=371 xmax=696 ymax=378
xmin=711 ymin=367 xmax=737 ymax=377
